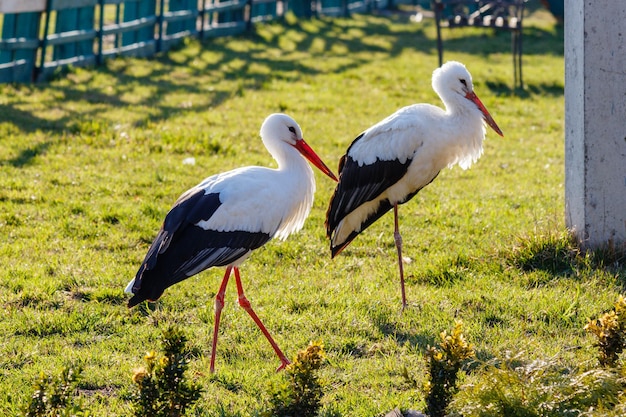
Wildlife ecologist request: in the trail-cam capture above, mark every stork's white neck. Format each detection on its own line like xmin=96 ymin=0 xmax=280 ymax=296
xmin=269 ymin=143 xmax=316 ymax=240
xmin=439 ymin=108 xmax=485 ymax=170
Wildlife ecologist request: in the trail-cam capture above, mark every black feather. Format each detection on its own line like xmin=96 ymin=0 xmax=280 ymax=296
xmin=326 ymin=154 xmax=412 ymax=237
xmin=128 ymin=190 xmax=272 ymax=307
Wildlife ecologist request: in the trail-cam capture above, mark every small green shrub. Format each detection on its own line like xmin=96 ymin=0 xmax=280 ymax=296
xmin=585 ymin=295 xmax=626 ymax=367
xmin=506 ymin=229 xmax=582 ymax=276
xmin=130 ymin=326 xmax=202 ymax=417
xmin=25 ymin=366 xmax=85 ymax=417
xmin=263 ymin=341 xmax=326 ymax=417
xmin=506 ymin=229 xmax=625 ymax=278
xmin=424 ymin=321 xmax=475 ymax=417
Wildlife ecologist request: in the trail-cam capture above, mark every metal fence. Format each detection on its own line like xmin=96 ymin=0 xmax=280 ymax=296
xmin=0 ymin=0 xmax=402 ymax=83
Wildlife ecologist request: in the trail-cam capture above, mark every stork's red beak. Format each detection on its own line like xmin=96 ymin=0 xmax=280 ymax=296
xmin=293 ymin=139 xmax=339 ymax=182
xmin=465 ymin=91 xmax=504 ymax=137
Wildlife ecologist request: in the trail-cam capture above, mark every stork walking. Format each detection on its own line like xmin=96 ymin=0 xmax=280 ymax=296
xmin=125 ymin=113 xmax=337 ymax=372
xmin=325 ymin=61 xmax=503 ymax=308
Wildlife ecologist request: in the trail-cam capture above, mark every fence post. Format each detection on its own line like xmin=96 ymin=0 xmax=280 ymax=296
xmin=157 ymin=0 xmax=165 ymax=51
xmin=97 ymin=0 xmax=104 ymax=64
xmin=246 ymin=0 xmax=253 ymax=31
xmin=39 ymin=0 xmax=53 ymax=79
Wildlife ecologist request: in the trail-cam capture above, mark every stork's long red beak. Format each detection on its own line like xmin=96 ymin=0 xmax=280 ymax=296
xmin=465 ymin=91 xmax=504 ymax=137
xmin=293 ymin=139 xmax=339 ymax=182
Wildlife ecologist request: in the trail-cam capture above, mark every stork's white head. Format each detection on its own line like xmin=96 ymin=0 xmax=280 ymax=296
xmin=260 ymin=113 xmax=304 ymax=147
xmin=260 ymin=113 xmax=338 ymax=181
xmin=432 ymin=61 xmax=503 ymax=137
xmin=432 ymin=61 xmax=475 ymax=102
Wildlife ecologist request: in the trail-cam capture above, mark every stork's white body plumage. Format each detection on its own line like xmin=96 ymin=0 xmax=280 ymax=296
xmin=125 ymin=113 xmax=337 ymax=372
xmin=190 ymin=162 xmax=315 ymax=242
xmin=326 ymin=61 xmax=503 ymax=307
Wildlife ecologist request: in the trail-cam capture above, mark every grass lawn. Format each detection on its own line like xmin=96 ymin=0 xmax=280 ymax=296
xmin=1 ymin=2 xmax=624 ymax=416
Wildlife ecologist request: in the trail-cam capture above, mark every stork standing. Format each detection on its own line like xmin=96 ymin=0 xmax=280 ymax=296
xmin=325 ymin=61 xmax=503 ymax=308
xmin=125 ymin=113 xmax=337 ymax=372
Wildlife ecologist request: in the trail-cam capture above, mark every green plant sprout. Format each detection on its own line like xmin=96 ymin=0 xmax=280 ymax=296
xmin=25 ymin=366 xmax=85 ymax=417
xmin=263 ymin=341 xmax=326 ymax=417
xmin=131 ymin=327 xmax=202 ymax=417
xmin=585 ymin=295 xmax=626 ymax=367
xmin=425 ymin=321 xmax=475 ymax=417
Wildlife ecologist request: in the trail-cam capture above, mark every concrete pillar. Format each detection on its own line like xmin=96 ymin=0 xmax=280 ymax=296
xmin=565 ymin=0 xmax=626 ymax=249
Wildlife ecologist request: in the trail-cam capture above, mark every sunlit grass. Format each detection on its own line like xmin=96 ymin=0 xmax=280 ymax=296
xmin=1 ymin=4 xmax=624 ymax=416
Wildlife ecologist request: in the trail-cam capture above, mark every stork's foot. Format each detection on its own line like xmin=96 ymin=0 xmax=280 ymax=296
xmin=276 ymin=357 xmax=291 ymax=372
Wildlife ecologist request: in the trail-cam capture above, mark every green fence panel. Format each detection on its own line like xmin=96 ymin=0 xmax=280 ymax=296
xmin=200 ymin=0 xmax=248 ymax=38
xmin=37 ymin=0 xmax=98 ymax=79
xmin=53 ymin=4 xmax=97 ymax=61
xmin=217 ymin=0 xmax=245 ymax=27
xmin=122 ymin=0 xmax=156 ymax=47
xmin=166 ymin=0 xmax=197 ymax=35
xmin=0 ymin=12 xmax=41 ymax=82
xmin=99 ymin=0 xmax=157 ymax=58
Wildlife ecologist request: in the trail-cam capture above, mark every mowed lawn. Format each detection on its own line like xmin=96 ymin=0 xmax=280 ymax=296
xmin=1 ymin=3 xmax=623 ymax=416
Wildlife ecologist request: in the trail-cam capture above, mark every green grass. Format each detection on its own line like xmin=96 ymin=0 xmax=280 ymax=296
xmin=1 ymin=3 xmax=624 ymax=416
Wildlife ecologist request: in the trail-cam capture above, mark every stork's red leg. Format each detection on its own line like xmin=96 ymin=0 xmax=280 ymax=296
xmin=210 ymin=266 xmax=232 ymax=373
xmin=393 ymin=204 xmax=407 ymax=309
xmin=233 ymin=267 xmax=291 ymax=371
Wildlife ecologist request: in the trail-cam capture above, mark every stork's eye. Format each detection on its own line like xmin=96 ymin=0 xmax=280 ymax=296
xmin=288 ymin=126 xmax=296 ymax=134
xmin=460 ymin=79 xmax=468 ymax=87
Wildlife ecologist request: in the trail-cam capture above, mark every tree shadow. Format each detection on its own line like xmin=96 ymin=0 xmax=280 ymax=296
xmin=1 ymin=11 xmax=564 ymax=141
xmin=486 ymin=79 xmax=563 ymax=97
xmin=2 ymin=14 xmax=431 ymax=136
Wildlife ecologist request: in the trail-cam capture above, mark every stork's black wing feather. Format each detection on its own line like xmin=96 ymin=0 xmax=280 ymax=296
xmin=128 ymin=189 xmax=271 ymax=307
xmin=325 ymin=139 xmax=412 ymax=238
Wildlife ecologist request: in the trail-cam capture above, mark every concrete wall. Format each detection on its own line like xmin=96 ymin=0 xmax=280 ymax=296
xmin=565 ymin=0 xmax=626 ymax=249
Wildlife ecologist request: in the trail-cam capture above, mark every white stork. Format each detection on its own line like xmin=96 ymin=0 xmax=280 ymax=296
xmin=325 ymin=61 xmax=503 ymax=308
xmin=125 ymin=113 xmax=338 ymax=372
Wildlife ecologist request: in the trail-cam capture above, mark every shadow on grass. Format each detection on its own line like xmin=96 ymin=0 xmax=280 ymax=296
xmin=436 ymin=23 xmax=564 ymax=96
xmin=3 ymin=14 xmax=429 ymax=135
xmin=5 ymin=141 xmax=52 ymax=168
xmin=367 ymin=303 xmax=441 ymax=349
xmin=486 ymin=79 xmax=563 ymax=98
xmin=436 ymin=25 xmax=563 ymax=59
xmin=2 ymin=12 xmax=563 ymax=140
